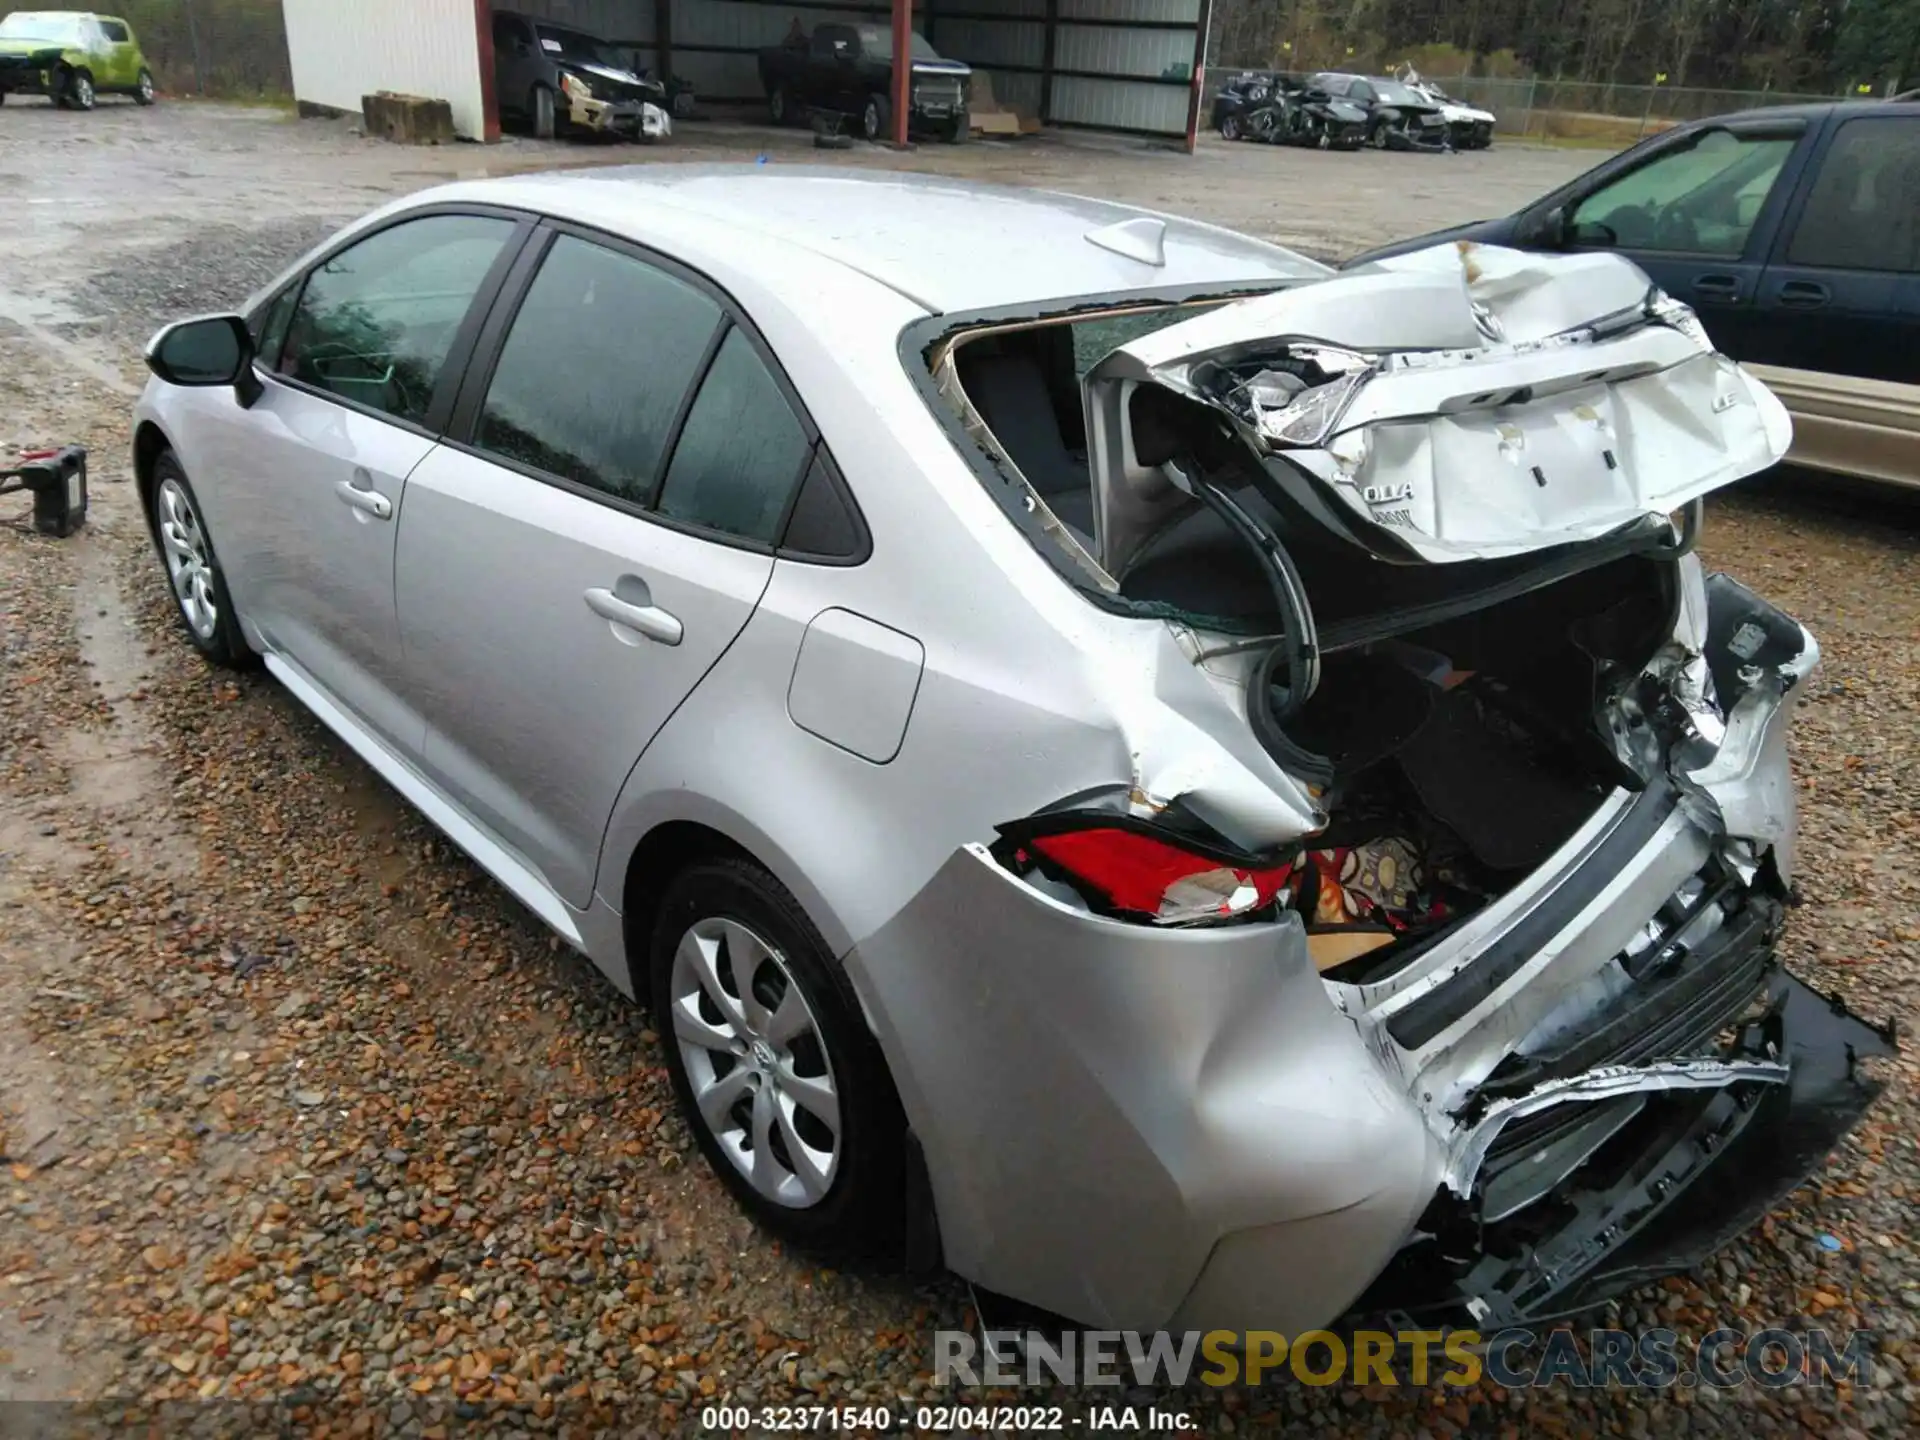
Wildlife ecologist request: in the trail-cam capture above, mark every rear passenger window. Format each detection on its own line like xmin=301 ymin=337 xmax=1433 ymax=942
xmin=101 ymin=20 xmax=129 ymax=41
xmin=477 ymin=236 xmax=723 ymax=503
xmin=656 ymin=328 xmax=811 ymax=544
xmin=279 ymin=214 xmax=513 ymax=426
xmin=1787 ymin=119 xmax=1920 ymax=273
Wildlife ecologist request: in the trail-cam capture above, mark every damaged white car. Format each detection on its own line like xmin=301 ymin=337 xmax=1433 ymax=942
xmin=132 ymin=170 xmax=1892 ymax=1336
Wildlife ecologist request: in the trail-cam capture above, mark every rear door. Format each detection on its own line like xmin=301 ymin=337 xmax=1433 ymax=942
xmin=1750 ymin=110 xmax=1920 ymax=384
xmin=395 ymin=228 xmax=816 ymax=906
xmin=1744 ymin=107 xmax=1920 ymax=483
xmin=1558 ymin=118 xmax=1812 ymax=358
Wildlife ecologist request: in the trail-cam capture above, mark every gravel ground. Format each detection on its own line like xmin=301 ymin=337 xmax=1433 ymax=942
xmin=1 ymin=100 xmax=1918 ymax=1437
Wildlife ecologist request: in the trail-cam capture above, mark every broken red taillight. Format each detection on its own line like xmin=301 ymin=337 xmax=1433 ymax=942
xmin=996 ymin=813 xmax=1295 ymax=924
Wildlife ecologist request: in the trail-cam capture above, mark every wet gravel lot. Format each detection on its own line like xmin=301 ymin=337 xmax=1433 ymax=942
xmin=1 ymin=100 xmax=1917 ymax=1436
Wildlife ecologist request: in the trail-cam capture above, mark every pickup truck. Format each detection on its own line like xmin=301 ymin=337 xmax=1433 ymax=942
xmin=1347 ymin=99 xmax=1920 ymax=490
xmin=758 ymin=23 xmax=969 ymax=142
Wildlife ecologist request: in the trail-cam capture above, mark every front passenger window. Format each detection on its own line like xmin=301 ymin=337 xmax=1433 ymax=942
xmin=279 ymin=214 xmax=514 ymax=426
xmin=1569 ymin=130 xmax=1795 ymax=255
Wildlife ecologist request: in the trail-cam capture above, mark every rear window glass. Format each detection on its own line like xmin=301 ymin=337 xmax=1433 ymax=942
xmin=1069 ymin=309 xmax=1199 ymax=379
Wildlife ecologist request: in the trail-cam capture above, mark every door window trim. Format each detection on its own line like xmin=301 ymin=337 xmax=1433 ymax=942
xmin=441 ymin=217 xmax=871 ymax=565
xmin=242 ymin=203 xmax=537 ymax=442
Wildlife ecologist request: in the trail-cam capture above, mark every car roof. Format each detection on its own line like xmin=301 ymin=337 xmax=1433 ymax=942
xmin=428 ymin=166 xmax=1324 ymax=315
xmin=1672 ymin=99 xmax=1881 ymax=126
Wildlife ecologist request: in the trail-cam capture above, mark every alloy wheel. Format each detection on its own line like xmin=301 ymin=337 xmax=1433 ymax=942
xmin=137 ymin=72 xmax=154 ymax=103
xmin=670 ymin=916 xmax=840 ymax=1208
xmin=1220 ymin=114 xmax=1241 ymax=141
xmin=71 ymin=73 xmax=94 ymax=109
xmin=156 ymin=476 xmax=218 ymax=640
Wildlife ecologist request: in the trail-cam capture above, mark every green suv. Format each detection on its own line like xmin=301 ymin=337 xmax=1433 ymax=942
xmin=0 ymin=11 xmax=155 ymax=109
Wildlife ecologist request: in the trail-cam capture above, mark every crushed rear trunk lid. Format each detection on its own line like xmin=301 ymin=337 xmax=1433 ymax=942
xmin=1084 ymin=242 xmax=1792 ymax=568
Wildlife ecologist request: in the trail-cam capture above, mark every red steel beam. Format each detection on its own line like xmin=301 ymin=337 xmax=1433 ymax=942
xmin=892 ymin=0 xmax=911 ymax=148
xmin=473 ymin=0 xmax=501 ymax=142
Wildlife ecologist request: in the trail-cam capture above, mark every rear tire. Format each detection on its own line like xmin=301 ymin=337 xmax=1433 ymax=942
xmin=146 ymin=451 xmax=256 ymax=670
xmin=134 ymin=68 xmax=155 ymax=105
xmin=650 ymin=859 xmax=906 ymax=1257
xmin=531 ymin=84 xmax=556 ymax=140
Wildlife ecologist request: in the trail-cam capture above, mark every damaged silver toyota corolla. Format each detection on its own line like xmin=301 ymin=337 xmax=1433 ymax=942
xmin=909 ymin=224 xmax=1894 ymax=1333
xmin=133 ymin=171 xmax=1893 ymax=1339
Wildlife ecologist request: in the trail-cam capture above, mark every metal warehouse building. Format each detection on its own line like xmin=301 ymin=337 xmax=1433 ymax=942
xmin=280 ymin=0 xmax=1213 ymax=148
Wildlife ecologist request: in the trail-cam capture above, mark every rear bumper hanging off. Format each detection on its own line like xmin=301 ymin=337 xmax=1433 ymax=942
xmin=1353 ymin=970 xmax=1894 ymax=1326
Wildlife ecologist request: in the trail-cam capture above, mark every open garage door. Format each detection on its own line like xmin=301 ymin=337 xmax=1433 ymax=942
xmin=497 ymin=0 xmax=1211 ymax=144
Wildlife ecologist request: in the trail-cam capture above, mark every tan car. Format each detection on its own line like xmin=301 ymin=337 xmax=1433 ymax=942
xmin=1348 ymin=98 xmax=1920 ymax=491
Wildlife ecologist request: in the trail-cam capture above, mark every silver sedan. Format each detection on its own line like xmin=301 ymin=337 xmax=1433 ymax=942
xmin=133 ymin=168 xmax=1891 ymax=1335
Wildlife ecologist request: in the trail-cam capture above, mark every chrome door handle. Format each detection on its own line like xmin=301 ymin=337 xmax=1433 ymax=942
xmin=335 ymin=479 xmax=392 ymax=520
xmin=584 ymin=586 xmax=683 ymax=646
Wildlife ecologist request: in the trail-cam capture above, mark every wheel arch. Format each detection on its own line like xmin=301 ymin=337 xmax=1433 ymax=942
xmin=132 ymin=419 xmax=171 ymax=534
xmin=610 ymin=806 xmax=859 ymax=1005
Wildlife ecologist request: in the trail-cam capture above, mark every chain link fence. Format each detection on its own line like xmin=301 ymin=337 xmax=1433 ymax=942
xmin=1435 ymin=76 xmax=1851 ymax=143
xmin=1202 ymin=64 xmax=1861 ymax=146
xmin=120 ymin=0 xmax=291 ymax=99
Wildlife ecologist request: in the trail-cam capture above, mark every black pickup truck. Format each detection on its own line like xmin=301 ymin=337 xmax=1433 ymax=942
xmin=758 ymin=23 xmax=970 ymax=142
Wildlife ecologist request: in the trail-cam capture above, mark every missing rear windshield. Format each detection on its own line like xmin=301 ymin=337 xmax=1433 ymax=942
xmin=924 ymin=297 xmax=1235 ymax=595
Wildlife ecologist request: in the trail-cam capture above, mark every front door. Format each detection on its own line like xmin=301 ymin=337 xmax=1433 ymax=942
xmin=228 ymin=212 xmax=518 ymax=751
xmin=1561 ymin=123 xmax=1806 ymax=360
xmin=397 ymin=231 xmax=816 ymax=905
xmin=94 ymin=17 xmax=137 ymax=87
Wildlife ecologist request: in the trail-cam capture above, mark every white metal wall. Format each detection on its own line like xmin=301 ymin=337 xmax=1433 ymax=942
xmin=282 ymin=0 xmax=487 ymax=139
xmin=1051 ymin=0 xmax=1200 ymax=135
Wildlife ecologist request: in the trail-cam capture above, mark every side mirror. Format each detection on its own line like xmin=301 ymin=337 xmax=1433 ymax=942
xmin=146 ymin=314 xmax=262 ymax=408
xmin=1515 ymin=204 xmax=1569 ymax=249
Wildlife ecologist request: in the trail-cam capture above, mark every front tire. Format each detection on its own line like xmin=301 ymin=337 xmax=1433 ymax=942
xmin=1367 ymin=118 xmax=1389 ymax=149
xmin=64 ymin=69 xmax=95 ymax=110
xmin=147 ymin=452 xmax=255 ymax=669
xmin=134 ymin=68 xmax=155 ymax=105
xmin=651 ymin=859 xmax=905 ymax=1255
xmin=768 ymin=83 xmax=792 ymax=126
xmin=531 ymin=84 xmax=556 ymax=140
xmin=861 ymin=93 xmax=890 ymax=142
xmin=1219 ymin=112 xmax=1242 ymax=142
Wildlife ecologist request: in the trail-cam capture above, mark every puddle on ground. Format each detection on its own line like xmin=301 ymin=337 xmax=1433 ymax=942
xmin=53 ymin=523 xmax=196 ymax=879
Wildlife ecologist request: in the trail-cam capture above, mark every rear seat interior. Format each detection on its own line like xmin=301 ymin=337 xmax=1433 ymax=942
xmin=955 ymin=328 xmax=1279 ymax=622
xmin=954 ymin=334 xmax=1098 ymax=547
